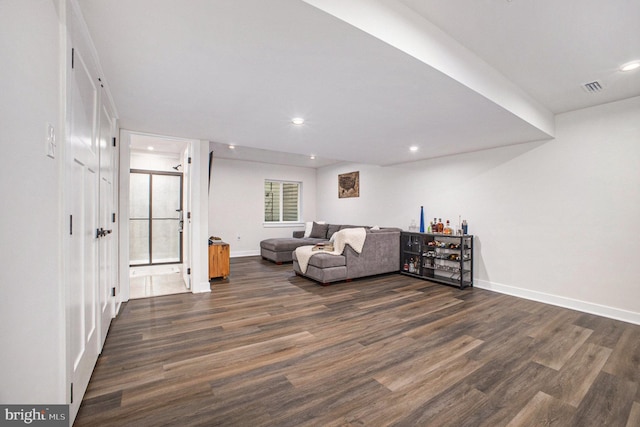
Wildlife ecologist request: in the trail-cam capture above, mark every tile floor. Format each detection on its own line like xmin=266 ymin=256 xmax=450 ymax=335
xmin=129 ymin=264 xmax=188 ymax=299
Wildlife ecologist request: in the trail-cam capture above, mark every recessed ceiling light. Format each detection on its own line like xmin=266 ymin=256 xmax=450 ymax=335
xmin=228 ymin=145 xmax=235 ymax=150
xmin=291 ymin=117 xmax=305 ymax=125
xmin=621 ymin=61 xmax=640 ymax=72
xmin=310 ymin=155 xmax=316 ymax=160
xmin=147 ymin=146 xmax=154 ymax=151
xmin=409 ymin=145 xmax=419 ymax=152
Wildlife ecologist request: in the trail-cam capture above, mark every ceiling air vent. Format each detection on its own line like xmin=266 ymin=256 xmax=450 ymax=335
xmin=583 ymin=81 xmax=603 ymax=93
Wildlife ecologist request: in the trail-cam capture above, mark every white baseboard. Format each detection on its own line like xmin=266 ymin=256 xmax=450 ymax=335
xmin=475 ymin=279 xmax=640 ymax=326
xmin=191 ymin=281 xmax=211 ymax=294
xmin=230 ymin=250 xmax=260 ymax=258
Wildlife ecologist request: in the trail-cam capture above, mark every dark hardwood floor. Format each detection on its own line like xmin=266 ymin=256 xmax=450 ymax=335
xmin=75 ymin=257 xmax=640 ymax=426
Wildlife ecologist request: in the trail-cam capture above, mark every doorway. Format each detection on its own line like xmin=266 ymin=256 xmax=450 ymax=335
xmin=126 ymin=135 xmax=191 ymax=299
xmin=129 ymin=170 xmax=183 ymax=266
xmin=129 ymin=169 xmax=186 ymax=299
xmin=119 ymin=131 xmax=208 ymax=301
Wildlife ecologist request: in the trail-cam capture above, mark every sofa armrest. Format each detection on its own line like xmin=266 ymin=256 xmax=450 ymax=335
xmin=292 ymin=231 xmax=305 ymax=238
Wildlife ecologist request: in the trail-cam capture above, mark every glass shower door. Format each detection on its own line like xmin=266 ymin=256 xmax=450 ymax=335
xmin=129 ymin=173 xmax=150 ymax=265
xmin=129 ymin=171 xmax=182 ymax=266
xmin=151 ymin=174 xmax=182 ymax=263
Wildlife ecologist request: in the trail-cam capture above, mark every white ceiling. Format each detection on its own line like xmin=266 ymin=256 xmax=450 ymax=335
xmin=78 ymin=0 xmax=640 ymax=167
xmin=399 ymin=0 xmax=640 ymax=114
xmin=129 ymin=134 xmax=188 ymax=156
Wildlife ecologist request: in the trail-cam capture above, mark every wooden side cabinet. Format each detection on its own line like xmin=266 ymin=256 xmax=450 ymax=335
xmin=209 ymin=242 xmax=230 ymax=280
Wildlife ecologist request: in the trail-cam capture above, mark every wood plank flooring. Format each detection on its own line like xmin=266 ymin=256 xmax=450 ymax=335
xmin=75 ymin=257 xmax=640 ymax=426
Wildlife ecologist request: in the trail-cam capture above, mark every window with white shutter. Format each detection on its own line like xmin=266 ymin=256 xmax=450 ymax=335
xmin=264 ymin=180 xmax=301 ymax=223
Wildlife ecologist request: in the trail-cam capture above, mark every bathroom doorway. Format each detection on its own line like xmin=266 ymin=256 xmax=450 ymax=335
xmin=129 ymin=170 xmax=183 ymax=266
xmin=129 ymin=169 xmax=186 ymax=298
xmin=126 ymin=135 xmax=191 ymax=299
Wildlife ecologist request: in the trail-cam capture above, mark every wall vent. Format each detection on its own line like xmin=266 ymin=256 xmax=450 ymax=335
xmin=583 ymin=81 xmax=603 ymax=93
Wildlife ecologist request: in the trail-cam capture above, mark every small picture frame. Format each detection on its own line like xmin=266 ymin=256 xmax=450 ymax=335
xmin=338 ymin=171 xmax=359 ymax=198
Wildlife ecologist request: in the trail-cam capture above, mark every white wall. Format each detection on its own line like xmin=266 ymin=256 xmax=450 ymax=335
xmin=0 ymin=0 xmax=65 ymax=403
xmin=191 ymin=140 xmax=211 ymax=293
xmin=209 ymin=157 xmax=317 ymax=257
xmin=130 ymin=151 xmax=181 ymax=172
xmin=316 ymin=96 xmax=640 ymax=324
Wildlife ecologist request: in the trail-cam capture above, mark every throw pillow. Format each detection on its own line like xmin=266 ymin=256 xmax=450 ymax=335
xmin=309 ymin=222 xmax=329 ymax=239
xmin=326 ymin=224 xmax=341 ymax=240
xmin=303 ymin=222 xmax=313 ymax=238
xmin=304 ymin=221 xmax=325 ymax=238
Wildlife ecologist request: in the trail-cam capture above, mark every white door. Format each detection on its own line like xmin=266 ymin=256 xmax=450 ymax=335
xmin=97 ymin=90 xmax=116 ymax=347
xmin=66 ymin=46 xmax=100 ymax=418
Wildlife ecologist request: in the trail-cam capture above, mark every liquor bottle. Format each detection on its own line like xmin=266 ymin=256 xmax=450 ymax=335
xmin=427 ymin=221 xmax=432 ymax=233
xmin=444 ymin=220 xmax=452 ymax=235
xmin=437 ymin=218 xmax=444 ymax=233
xmin=462 ymin=220 xmax=468 ymax=235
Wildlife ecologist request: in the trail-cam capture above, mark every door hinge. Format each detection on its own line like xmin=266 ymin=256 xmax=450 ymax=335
xmin=187 ymin=268 xmax=191 ymax=275
xmin=187 ymin=212 xmax=191 ymax=219
xmin=111 ymin=287 xmax=116 ymax=297
xmin=112 ymin=213 xmax=116 ymax=223
xmin=112 ymin=137 xmax=116 ymax=147
xmin=69 ymin=215 xmax=73 ymax=235
xmin=70 ymin=383 xmax=73 ymax=404
xmin=188 ymin=157 xmax=192 ymax=164
xmin=71 ymin=48 xmax=74 ymax=69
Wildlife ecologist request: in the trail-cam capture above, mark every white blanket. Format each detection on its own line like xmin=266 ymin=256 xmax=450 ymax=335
xmin=295 ymin=227 xmax=367 ymax=274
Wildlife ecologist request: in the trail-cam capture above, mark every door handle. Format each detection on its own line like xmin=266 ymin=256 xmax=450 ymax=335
xmin=96 ymin=228 xmax=113 ymax=238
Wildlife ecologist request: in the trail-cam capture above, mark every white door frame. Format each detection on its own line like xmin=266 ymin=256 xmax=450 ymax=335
xmin=118 ymin=130 xmax=209 ymax=302
xmin=181 ymin=144 xmax=193 ymax=290
xmin=97 ymin=86 xmax=117 ymax=347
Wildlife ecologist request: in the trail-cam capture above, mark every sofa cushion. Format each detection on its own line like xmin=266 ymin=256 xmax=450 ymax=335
xmin=260 ymin=237 xmax=324 ymax=252
xmin=326 ymin=224 xmax=341 ymax=240
xmin=309 ymin=222 xmax=329 ymax=238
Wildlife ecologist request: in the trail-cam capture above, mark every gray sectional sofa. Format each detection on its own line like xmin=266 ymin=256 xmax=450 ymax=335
xmin=260 ymin=222 xmax=360 ymax=264
xmin=260 ymin=222 xmax=401 ymax=285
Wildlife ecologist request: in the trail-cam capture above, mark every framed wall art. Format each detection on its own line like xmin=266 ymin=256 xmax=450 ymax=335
xmin=338 ymin=171 xmax=359 ymax=198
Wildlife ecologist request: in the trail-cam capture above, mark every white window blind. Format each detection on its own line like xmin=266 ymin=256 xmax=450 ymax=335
xmin=264 ymin=180 xmax=300 ymax=223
